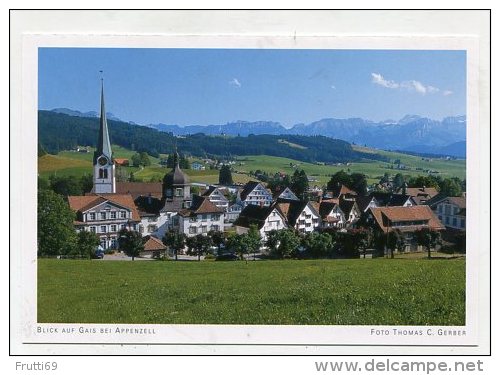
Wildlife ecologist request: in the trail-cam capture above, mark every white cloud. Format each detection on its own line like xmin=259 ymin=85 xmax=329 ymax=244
xmin=372 ymin=73 xmax=450 ymax=96
xmin=229 ymin=78 xmax=241 ymax=88
xmin=330 ymin=84 xmax=336 ymax=89
xmin=371 ymin=73 xmax=399 ymax=89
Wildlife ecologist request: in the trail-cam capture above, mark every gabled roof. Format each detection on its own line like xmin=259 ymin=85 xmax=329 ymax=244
xmin=142 ymin=236 xmax=167 ymax=251
xmin=425 ymin=194 xmax=466 ymax=209
xmin=276 ymin=200 xmax=319 ymax=226
xmin=327 ymin=184 xmax=357 ymax=199
xmin=116 ymin=182 xmax=163 ymax=200
xmin=317 ymin=201 xmax=341 ymax=220
xmin=369 ymin=206 xmax=445 ymax=233
xmin=68 ymin=194 xmax=141 ymax=221
xmin=178 ymin=195 xmax=224 ymax=217
xmin=369 ymin=192 xmax=412 ymax=207
xmin=239 ymin=181 xmax=265 ymax=201
xmin=401 ymin=187 xmax=439 ymax=199
xmin=201 ymin=186 xmax=229 ymax=202
xmin=339 ymin=198 xmax=359 ymax=217
xmin=355 ymin=196 xmax=377 ymax=212
xmin=233 ymin=204 xmax=284 ymax=230
xmin=273 ymin=186 xmax=299 ymax=201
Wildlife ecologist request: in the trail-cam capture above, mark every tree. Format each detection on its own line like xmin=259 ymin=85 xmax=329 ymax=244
xmin=226 ymin=234 xmax=247 ymax=260
xmin=350 ymin=173 xmax=368 ymax=196
xmin=80 ymin=174 xmax=94 ymax=194
xmin=131 ymin=153 xmax=142 ymax=167
xmin=37 ymin=189 xmax=77 ymax=257
xmin=290 ymin=169 xmax=309 ymax=199
xmin=49 ymin=175 xmax=83 ymax=196
xmin=393 ymin=173 xmax=405 ymax=190
xmin=219 ymin=164 xmax=233 ymax=185
xmin=379 ymin=172 xmax=390 ymax=185
xmin=327 ymin=170 xmax=352 ymax=191
xmin=407 ymin=175 xmax=440 ymax=189
xmin=118 ymin=229 xmax=144 ymax=261
xmin=186 ymin=234 xmax=212 ymax=261
xmin=246 ymin=224 xmax=262 ymax=260
xmin=139 ymin=152 xmax=151 ymax=166
xmin=386 ymin=229 xmax=405 ymax=259
xmin=265 ymin=229 xmax=300 ymax=259
xmin=162 ymin=230 xmax=186 ymax=260
xmin=439 ymin=178 xmax=462 ymax=197
xmin=208 ymin=230 xmax=225 ymax=255
xmin=351 ymin=228 xmax=373 ymax=258
xmin=76 ymin=230 xmax=100 ymax=259
xmin=414 ymin=228 xmax=441 ymax=259
xmin=302 ymin=232 xmax=333 ymax=258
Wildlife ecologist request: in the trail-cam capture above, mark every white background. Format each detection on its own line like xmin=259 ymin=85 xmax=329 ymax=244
xmin=6 ymin=4 xmax=495 ymax=375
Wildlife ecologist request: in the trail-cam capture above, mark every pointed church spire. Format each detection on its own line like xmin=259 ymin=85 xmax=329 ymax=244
xmin=94 ymin=77 xmax=113 ymax=163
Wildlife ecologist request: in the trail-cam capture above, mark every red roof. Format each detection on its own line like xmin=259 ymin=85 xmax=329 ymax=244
xmin=143 ymin=236 xmax=167 ymax=251
xmin=369 ymin=206 xmax=445 ymax=233
xmin=68 ymin=193 xmax=141 ymax=221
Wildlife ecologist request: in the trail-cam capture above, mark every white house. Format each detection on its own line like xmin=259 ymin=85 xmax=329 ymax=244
xmin=201 ymin=185 xmax=229 ymax=212
xmin=177 ymin=195 xmax=225 ymax=237
xmin=313 ymin=200 xmax=347 ymax=229
xmin=236 ymin=181 xmax=274 ymax=208
xmin=233 ymin=204 xmax=287 ymax=241
xmin=68 ymin=194 xmax=140 ymax=250
xmin=428 ymin=195 xmax=466 ymax=230
xmin=276 ymin=200 xmax=321 ymax=234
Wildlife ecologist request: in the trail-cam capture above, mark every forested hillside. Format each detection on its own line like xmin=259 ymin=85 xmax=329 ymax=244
xmin=38 ymin=110 xmax=389 ymax=164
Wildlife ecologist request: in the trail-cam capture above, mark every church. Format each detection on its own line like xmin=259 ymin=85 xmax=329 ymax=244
xmin=68 ymin=81 xmax=224 ymax=251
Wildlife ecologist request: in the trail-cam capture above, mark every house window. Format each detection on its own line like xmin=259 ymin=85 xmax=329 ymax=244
xmin=189 ymin=227 xmax=197 ymax=234
xmin=110 ymin=224 xmax=117 ymax=232
xmin=211 ymin=225 xmax=220 ymax=232
xmin=445 ymin=216 xmax=450 ymax=225
xmin=120 ymin=224 xmax=126 ymax=230
xmin=201 ymin=226 xmax=208 ymax=233
xmin=211 ymin=214 xmax=220 ymax=221
xmin=98 ymin=169 xmax=108 ymax=179
xmin=452 ymin=217 xmax=457 ymax=227
xmin=100 ymin=238 xmax=107 ymax=249
xmin=175 ymin=188 xmax=183 ymax=197
xmin=202 ymin=214 xmax=208 ymax=222
xmin=89 ymin=226 xmax=96 ymax=233
xmin=110 ymin=237 xmax=117 ymax=249
xmin=460 ymin=219 xmax=465 ymax=228
xmin=120 ymin=211 xmax=126 ymax=219
xmin=189 ymin=216 xmax=197 ymax=223
xmin=89 ymin=212 xmax=96 ymax=221
xmin=100 ymin=225 xmax=106 ymax=233
xmin=110 ymin=211 xmax=116 ymax=219
xmin=305 ymin=223 xmax=311 ymax=228
xmin=100 ymin=212 xmax=106 ymax=220
xmin=147 ymin=225 xmax=158 ymax=232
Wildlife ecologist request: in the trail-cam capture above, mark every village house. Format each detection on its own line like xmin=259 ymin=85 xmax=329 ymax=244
xmin=276 ymin=200 xmax=321 ymax=234
xmin=236 ymin=181 xmax=274 ymax=208
xmin=201 ymin=185 xmax=230 ymax=212
xmin=273 ymin=186 xmax=299 ymax=202
xmin=426 ymin=195 xmax=466 ymax=231
xmin=177 ymin=195 xmax=225 ymax=237
xmin=191 ymin=161 xmax=206 ymax=171
xmin=338 ymin=198 xmax=362 ymax=227
xmin=140 ymin=235 xmax=167 ymax=258
xmin=233 ymin=204 xmax=287 ymax=241
xmin=363 ymin=205 xmax=445 ymax=252
xmin=397 ymin=185 xmax=439 ymax=205
xmin=312 ymin=200 xmax=347 ymax=229
xmin=68 ymin=193 xmax=141 ymax=250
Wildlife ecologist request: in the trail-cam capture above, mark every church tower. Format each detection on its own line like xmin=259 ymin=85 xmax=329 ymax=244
xmin=161 ymin=151 xmax=191 ymax=212
xmin=93 ymin=79 xmax=116 ymax=194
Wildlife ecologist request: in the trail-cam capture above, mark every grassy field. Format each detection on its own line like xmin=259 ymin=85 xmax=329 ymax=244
xmin=38 ymin=258 xmax=465 ymax=325
xmin=38 ymin=144 xmax=465 ymax=185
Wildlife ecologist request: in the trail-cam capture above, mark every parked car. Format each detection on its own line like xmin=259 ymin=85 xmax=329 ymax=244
xmin=215 ymin=253 xmax=238 ymax=261
xmin=94 ymin=249 xmax=105 ymax=259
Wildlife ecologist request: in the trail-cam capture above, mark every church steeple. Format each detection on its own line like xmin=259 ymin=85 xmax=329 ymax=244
xmin=93 ymin=76 xmax=116 ymax=194
xmin=93 ymin=78 xmax=113 ymax=164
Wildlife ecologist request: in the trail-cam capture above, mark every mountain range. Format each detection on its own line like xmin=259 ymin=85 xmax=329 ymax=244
xmin=49 ymin=108 xmax=466 ymax=158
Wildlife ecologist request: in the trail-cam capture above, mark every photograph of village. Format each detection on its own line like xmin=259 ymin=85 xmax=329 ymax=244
xmin=37 ymin=47 xmax=466 ymax=326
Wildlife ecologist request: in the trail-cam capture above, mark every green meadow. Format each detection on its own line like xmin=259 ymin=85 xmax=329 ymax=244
xmin=38 ymin=144 xmax=465 ymax=186
xmin=38 ymin=258 xmax=465 ymax=325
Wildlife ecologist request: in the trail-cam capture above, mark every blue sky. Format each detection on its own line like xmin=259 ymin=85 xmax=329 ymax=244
xmin=38 ymin=48 xmax=466 ymax=127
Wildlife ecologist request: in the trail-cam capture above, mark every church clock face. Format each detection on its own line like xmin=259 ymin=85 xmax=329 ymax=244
xmin=98 ymin=156 xmax=108 ymax=166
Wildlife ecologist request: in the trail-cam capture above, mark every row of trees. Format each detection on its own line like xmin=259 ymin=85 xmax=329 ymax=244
xmin=326 ymin=170 xmax=368 ymax=196
xmin=378 ymin=172 xmax=466 ymax=197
